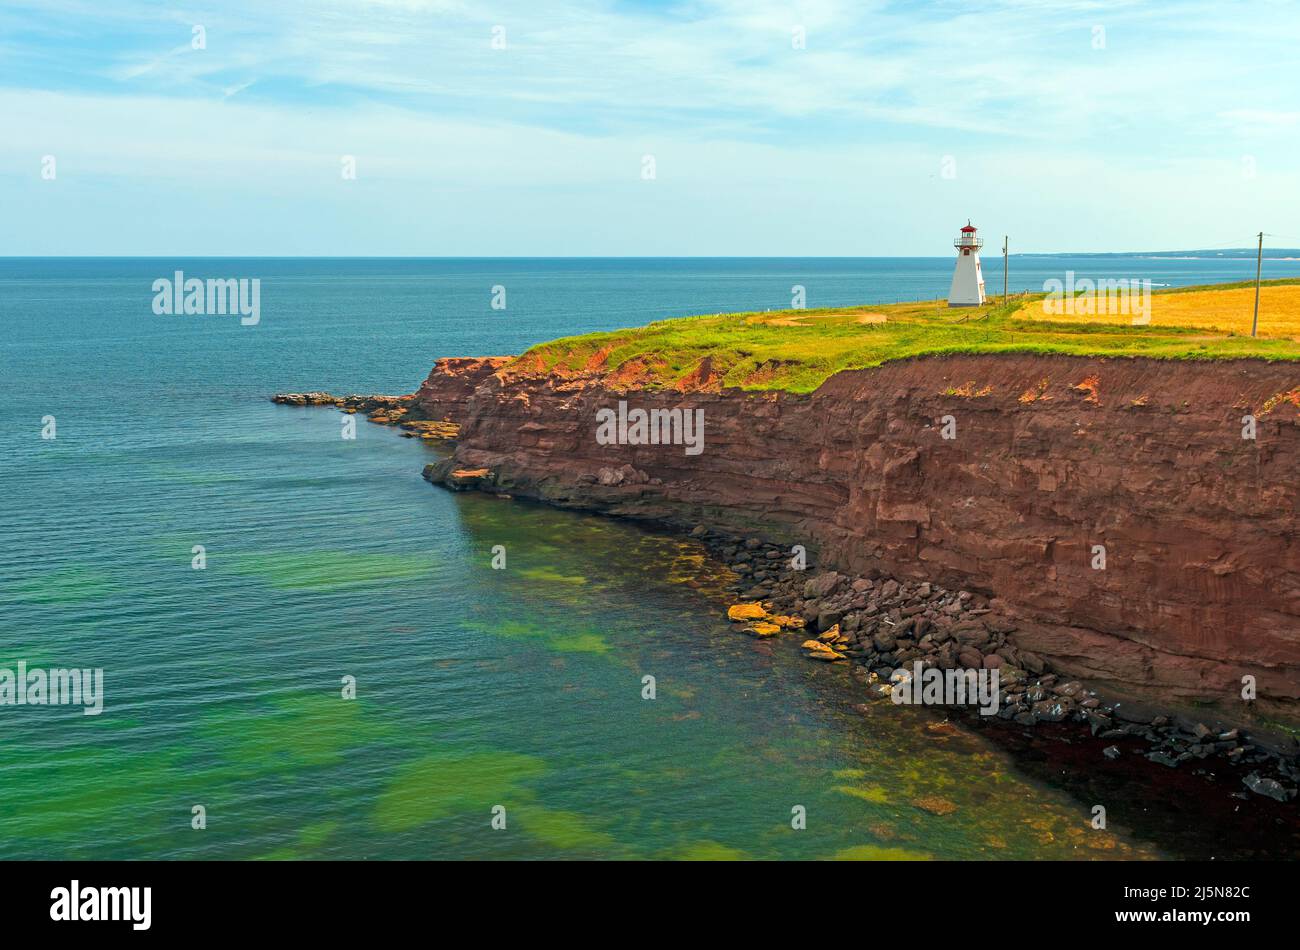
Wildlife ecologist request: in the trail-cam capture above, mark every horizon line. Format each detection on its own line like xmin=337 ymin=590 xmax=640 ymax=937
xmin=1 ymin=250 xmax=1294 ymax=261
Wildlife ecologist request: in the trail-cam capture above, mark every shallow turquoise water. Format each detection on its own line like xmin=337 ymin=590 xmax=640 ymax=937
xmin=6 ymin=258 xmax=1295 ymax=860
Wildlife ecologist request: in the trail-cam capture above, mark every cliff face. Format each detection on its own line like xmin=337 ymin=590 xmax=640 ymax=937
xmin=409 ymin=357 xmax=511 ymax=421
xmin=424 ymin=354 xmax=1300 ymax=719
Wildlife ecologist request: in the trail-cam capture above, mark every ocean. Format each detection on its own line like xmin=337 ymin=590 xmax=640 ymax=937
xmin=4 ymin=256 xmax=1300 ymax=860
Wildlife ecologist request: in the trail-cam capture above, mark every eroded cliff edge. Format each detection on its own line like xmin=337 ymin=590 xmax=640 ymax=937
xmin=419 ymin=353 xmax=1300 ymax=723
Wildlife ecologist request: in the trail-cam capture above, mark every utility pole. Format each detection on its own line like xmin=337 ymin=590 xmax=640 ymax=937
xmin=1003 ymin=236 xmax=1009 ymax=304
xmin=1252 ymin=231 xmax=1263 ymax=337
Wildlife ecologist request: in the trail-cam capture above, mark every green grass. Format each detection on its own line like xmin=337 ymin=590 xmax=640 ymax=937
xmin=518 ymin=280 xmax=1300 ymax=394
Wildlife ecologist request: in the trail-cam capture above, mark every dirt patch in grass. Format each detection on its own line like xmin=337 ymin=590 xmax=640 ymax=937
xmin=676 ymin=356 xmax=724 ymax=393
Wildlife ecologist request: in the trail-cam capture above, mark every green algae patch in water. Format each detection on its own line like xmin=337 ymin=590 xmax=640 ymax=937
xmin=832 ymin=784 xmax=891 ymax=804
xmin=665 ymin=840 xmax=751 ymax=861
xmin=228 ymin=551 xmax=437 ymax=591
xmin=517 ymin=567 xmax=588 ymax=586
xmin=464 ymin=618 xmax=612 ymax=656
xmin=0 ymin=695 xmax=400 ymax=856
xmin=549 ymin=631 xmax=613 ymax=655
xmin=374 ymin=750 xmax=548 ymax=832
xmin=197 ymin=696 xmax=397 ymax=774
xmin=9 ymin=566 xmax=119 ymax=605
xmin=828 ymin=844 xmax=934 ymax=861
xmin=511 ymin=805 xmax=624 ymax=854
xmin=254 ymin=820 xmax=343 ymax=861
xmin=0 ymin=741 xmax=205 ymax=846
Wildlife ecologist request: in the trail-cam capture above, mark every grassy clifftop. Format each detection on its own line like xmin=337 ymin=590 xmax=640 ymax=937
xmin=519 ymin=279 xmax=1300 ymax=394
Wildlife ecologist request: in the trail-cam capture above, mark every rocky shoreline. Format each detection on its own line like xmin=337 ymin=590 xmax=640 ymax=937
xmin=271 ymin=358 xmax=509 ymax=442
xmin=692 ymin=525 xmax=1300 ymax=806
xmin=273 ymin=351 xmax=1300 ymax=812
xmin=271 ymin=391 xmax=459 ymax=441
xmin=416 ymin=353 xmax=1300 ymax=726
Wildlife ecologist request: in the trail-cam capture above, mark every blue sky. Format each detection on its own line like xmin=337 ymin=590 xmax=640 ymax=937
xmin=2 ymin=0 xmax=1298 ymax=255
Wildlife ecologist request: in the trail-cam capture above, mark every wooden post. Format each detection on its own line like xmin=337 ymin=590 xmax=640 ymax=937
xmin=1003 ymin=236 xmax=1009 ymax=304
xmin=1252 ymin=231 xmax=1263 ymax=337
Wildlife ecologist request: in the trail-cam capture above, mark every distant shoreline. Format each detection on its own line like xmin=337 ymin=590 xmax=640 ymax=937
xmin=2 ymin=251 xmax=1300 ymax=261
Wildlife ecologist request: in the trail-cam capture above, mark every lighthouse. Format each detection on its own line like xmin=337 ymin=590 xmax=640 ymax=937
xmin=948 ymin=221 xmax=986 ymax=307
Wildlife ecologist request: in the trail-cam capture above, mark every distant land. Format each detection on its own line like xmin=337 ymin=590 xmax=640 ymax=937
xmin=4 ymin=249 xmax=1300 ymax=259
xmin=1019 ymin=248 xmax=1300 ymax=260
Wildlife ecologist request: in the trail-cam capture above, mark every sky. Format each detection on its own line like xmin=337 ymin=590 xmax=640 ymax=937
xmin=1 ymin=0 xmax=1299 ymax=256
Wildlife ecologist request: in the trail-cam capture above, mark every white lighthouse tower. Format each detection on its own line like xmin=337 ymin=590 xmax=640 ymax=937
xmin=948 ymin=221 xmax=986 ymax=307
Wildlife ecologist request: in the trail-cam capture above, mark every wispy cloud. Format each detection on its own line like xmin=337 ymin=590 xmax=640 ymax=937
xmin=1 ymin=0 xmax=1298 ymax=253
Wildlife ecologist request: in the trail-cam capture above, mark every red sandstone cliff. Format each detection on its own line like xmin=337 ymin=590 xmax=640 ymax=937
xmin=409 ymin=357 xmax=511 ymax=421
xmin=421 ymin=354 xmax=1300 ymax=720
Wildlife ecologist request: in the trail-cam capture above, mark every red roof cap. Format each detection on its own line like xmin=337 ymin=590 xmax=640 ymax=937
xmin=960 ymin=224 xmax=977 ymax=232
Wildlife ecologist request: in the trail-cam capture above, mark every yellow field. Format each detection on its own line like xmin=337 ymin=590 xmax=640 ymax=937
xmin=525 ymin=279 xmax=1300 ymax=395
xmin=1023 ymin=282 xmax=1300 ymax=340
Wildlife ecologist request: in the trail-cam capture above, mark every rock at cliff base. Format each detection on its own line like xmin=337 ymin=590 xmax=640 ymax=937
xmin=1243 ymin=772 xmax=1295 ymax=802
xmin=271 ymin=391 xmax=343 ymax=407
xmin=1112 ymin=701 xmax=1161 ymax=725
xmin=801 ymin=639 xmax=846 ymax=661
xmin=817 ymin=623 xmax=842 ymax=643
xmin=727 ymin=603 xmax=769 ymax=622
xmin=1019 ymin=651 xmax=1046 ymax=675
xmin=401 ymin=420 xmax=459 ymax=440
xmin=445 ymin=468 xmax=491 ymax=490
xmin=1031 ymin=698 xmax=1075 ymax=722
xmin=803 ymin=572 xmax=842 ymax=599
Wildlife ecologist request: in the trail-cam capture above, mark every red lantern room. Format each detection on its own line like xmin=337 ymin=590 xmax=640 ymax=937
xmin=954 ymin=221 xmax=983 ymax=256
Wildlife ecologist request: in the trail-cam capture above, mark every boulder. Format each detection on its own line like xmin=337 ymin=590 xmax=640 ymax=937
xmin=817 ymin=624 xmax=842 ymax=643
xmin=445 ymin=468 xmax=491 ymax=490
xmin=1020 ymin=651 xmax=1046 ymax=675
xmin=1030 ymin=698 xmax=1076 ymax=722
xmin=726 ymin=603 xmax=769 ymax=622
xmin=803 ymin=572 xmax=843 ymax=599
xmin=1112 ymin=701 xmax=1160 ymax=725
xmin=817 ymin=609 xmax=845 ymax=632
xmin=1243 ymin=772 xmax=1295 ymax=802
